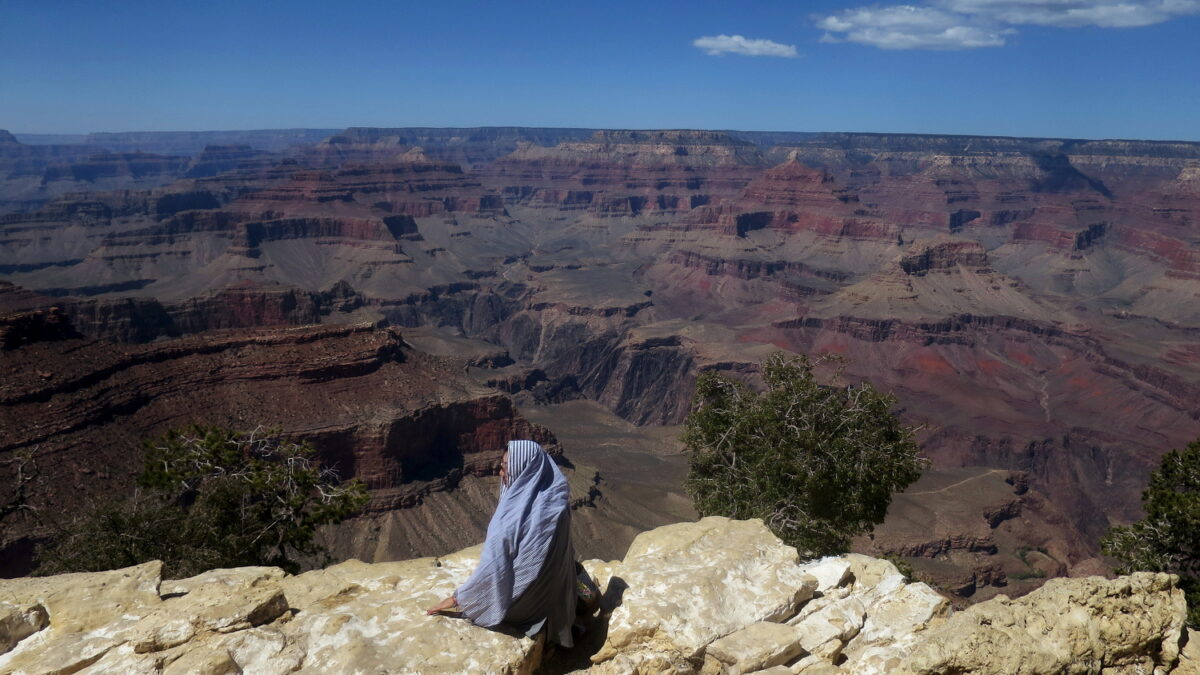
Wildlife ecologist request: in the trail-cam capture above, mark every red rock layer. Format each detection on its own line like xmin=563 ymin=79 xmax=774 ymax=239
xmin=237 ymin=161 xmax=506 ymax=218
xmin=0 ymin=314 xmax=556 ymax=573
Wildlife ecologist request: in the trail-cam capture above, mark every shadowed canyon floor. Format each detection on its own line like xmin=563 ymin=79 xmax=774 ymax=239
xmin=3 ymin=127 xmax=1200 ymax=601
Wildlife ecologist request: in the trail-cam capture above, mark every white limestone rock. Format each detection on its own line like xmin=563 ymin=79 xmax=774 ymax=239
xmin=159 ymin=566 xmax=286 ymax=598
xmin=282 ymin=548 xmax=541 ymax=674
xmin=161 ymin=645 xmax=242 ymax=675
xmin=592 ymin=517 xmax=818 ymax=664
xmin=791 ymin=596 xmax=866 ymax=653
xmin=582 ymin=559 xmax=626 ymax=614
xmin=585 ymin=649 xmax=697 ymax=674
xmin=0 ymin=521 xmax=1190 ymax=675
xmin=705 ymin=621 xmax=806 ymax=675
xmin=894 ymin=572 xmax=1187 ymax=675
xmin=0 ymin=562 xmax=164 ymax=675
xmin=126 ymin=583 xmax=289 ymax=653
xmin=839 ymin=554 xmax=901 ymax=591
xmin=840 ymin=576 xmax=948 ymax=674
xmin=796 ymin=559 xmax=852 ymax=595
xmin=0 ymin=602 xmax=48 ymax=655
xmin=1177 ymin=628 xmax=1200 ymax=675
xmin=790 ymin=655 xmax=847 ymax=674
xmin=0 ymin=561 xmax=163 ymax=634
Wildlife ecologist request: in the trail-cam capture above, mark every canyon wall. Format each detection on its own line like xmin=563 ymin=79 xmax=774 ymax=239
xmin=0 ymin=307 xmax=557 ymax=575
xmin=3 ymin=126 xmax=1200 ymax=596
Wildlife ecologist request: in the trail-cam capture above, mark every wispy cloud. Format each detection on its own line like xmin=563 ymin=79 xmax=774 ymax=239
xmin=936 ymin=0 xmax=1200 ymax=27
xmin=817 ymin=5 xmax=1009 ymax=49
xmin=693 ymin=34 xmax=799 ymax=58
xmin=817 ymin=0 xmax=1200 ymax=49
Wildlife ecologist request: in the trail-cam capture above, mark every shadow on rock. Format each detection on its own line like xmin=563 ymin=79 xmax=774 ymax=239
xmin=542 ymin=575 xmax=628 ymax=674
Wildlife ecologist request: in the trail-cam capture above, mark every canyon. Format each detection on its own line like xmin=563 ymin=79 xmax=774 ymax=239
xmin=2 ymin=126 xmax=1200 ymax=602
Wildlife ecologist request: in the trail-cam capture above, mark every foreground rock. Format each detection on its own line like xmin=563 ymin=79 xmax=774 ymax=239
xmin=0 ymin=517 xmax=1191 ymax=674
xmin=897 ymin=572 xmax=1188 ymax=674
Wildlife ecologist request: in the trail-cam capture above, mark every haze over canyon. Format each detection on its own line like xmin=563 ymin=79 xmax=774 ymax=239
xmin=2 ymin=125 xmax=1199 ymax=602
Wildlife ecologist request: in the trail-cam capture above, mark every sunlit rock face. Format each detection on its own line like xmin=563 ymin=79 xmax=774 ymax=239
xmin=0 ymin=517 xmax=1190 ymax=675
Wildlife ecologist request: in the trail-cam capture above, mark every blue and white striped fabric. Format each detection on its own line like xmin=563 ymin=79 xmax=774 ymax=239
xmin=455 ymin=440 xmax=570 ymax=630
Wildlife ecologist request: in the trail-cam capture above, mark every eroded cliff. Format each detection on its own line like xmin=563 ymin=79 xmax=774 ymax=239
xmin=4 ymin=127 xmax=1200 ymax=600
xmin=0 ymin=309 xmax=557 ymax=575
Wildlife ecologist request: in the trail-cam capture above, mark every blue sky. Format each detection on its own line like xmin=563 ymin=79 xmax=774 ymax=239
xmin=2 ymin=0 xmax=1197 ymax=140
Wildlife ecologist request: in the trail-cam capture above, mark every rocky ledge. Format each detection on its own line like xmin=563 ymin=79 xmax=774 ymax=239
xmin=0 ymin=517 xmax=1194 ymax=675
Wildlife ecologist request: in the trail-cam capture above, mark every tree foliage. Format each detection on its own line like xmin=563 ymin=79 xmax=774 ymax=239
xmin=683 ymin=353 xmax=925 ymax=559
xmin=38 ymin=426 xmax=369 ymax=578
xmin=1101 ymin=439 xmax=1200 ymax=628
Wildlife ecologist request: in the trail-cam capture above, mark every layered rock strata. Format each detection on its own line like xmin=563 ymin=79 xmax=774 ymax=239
xmin=4 ymin=127 xmax=1200 ymax=600
xmin=853 ymin=467 xmax=1101 ymax=603
xmin=0 ymin=311 xmax=555 ymax=574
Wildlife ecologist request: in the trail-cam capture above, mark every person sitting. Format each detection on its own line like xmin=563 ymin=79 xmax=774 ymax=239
xmin=426 ymin=440 xmax=578 ymax=647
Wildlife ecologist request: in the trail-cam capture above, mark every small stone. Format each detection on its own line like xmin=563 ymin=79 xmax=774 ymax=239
xmin=840 ymin=554 xmax=901 ymax=591
xmin=1178 ymin=628 xmax=1200 ymax=674
xmin=789 ymin=654 xmax=846 ymax=674
xmin=791 ymin=597 xmax=865 ymax=652
xmin=162 ymin=646 xmax=241 ymax=675
xmin=809 ymin=638 xmax=843 ymax=662
xmin=0 ymin=602 xmax=48 ymax=654
xmin=796 ymin=558 xmax=852 ymax=594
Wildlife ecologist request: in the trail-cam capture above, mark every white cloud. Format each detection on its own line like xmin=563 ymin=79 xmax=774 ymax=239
xmin=693 ymin=34 xmax=799 ymax=58
xmin=936 ymin=0 xmax=1200 ymax=27
xmin=816 ymin=0 xmax=1199 ymax=49
xmin=816 ymin=5 xmax=1009 ymax=49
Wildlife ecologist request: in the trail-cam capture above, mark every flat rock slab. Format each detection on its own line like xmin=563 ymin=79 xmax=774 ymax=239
xmin=0 ymin=553 xmax=542 ymax=675
xmin=705 ymin=621 xmax=806 ymax=675
xmin=592 ymin=517 xmax=817 ymax=664
xmin=279 ymin=551 xmax=541 ymax=675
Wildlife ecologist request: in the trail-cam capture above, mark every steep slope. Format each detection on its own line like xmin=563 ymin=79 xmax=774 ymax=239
xmin=3 ymin=127 xmax=1200 ymax=596
xmin=0 ymin=309 xmax=557 ymax=575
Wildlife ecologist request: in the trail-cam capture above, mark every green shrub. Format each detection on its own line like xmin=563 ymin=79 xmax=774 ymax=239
xmin=883 ymin=554 xmax=917 ymax=581
xmin=1101 ymin=439 xmax=1200 ymax=628
xmin=683 ymin=353 xmax=925 ymax=559
xmin=38 ymin=426 xmax=369 ymax=577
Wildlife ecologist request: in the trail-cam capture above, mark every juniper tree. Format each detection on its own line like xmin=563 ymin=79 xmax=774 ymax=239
xmin=38 ymin=426 xmax=369 ymax=577
xmin=1101 ymin=439 xmax=1200 ymax=628
xmin=683 ymin=353 xmax=925 ymax=558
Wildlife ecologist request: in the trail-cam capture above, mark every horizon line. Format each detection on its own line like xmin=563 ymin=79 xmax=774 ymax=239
xmin=7 ymin=126 xmax=1200 ymax=146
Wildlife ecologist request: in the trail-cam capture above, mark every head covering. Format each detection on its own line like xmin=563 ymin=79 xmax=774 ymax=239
xmin=455 ymin=440 xmax=570 ymax=630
